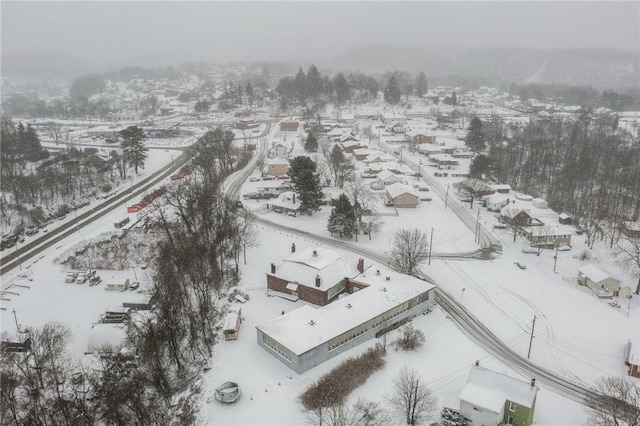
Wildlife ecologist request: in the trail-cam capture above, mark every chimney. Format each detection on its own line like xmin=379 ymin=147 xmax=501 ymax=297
xmin=357 ymin=258 xmax=364 ymax=273
xmin=530 ymin=378 xmax=536 ymax=388
xmin=291 ymin=243 xmax=296 ymax=253
xmin=271 ymin=263 xmax=276 ymax=274
xmin=313 ymin=249 xmax=318 ymax=257
xmin=385 ymin=276 xmax=391 ymax=281
xmin=475 ymin=360 xmax=480 ymax=367
xmin=315 ymin=275 xmax=321 ymax=287
xmin=376 ymin=270 xmax=381 ymax=275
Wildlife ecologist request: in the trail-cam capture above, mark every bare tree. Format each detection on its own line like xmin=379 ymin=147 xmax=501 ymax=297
xmin=325 ymin=144 xmax=354 ymax=188
xmin=454 ymin=178 xmax=492 ymax=209
xmin=390 ymin=228 xmax=429 ymax=275
xmin=394 ymin=324 xmax=425 ymax=351
xmin=362 ymin=209 xmax=384 ymax=241
xmin=387 ymin=367 xmax=438 ymax=425
xmin=345 ymin=175 xmax=372 ymax=242
xmin=614 ymin=234 xmax=640 ymax=294
xmin=587 ymin=376 xmax=640 ymax=426
xmin=48 ymin=122 xmax=64 ymax=146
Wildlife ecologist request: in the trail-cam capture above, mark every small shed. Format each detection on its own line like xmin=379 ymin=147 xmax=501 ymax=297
xmin=624 ymin=338 xmax=640 ymax=378
xmin=492 ymin=184 xmax=511 ymax=194
xmin=104 ymin=279 xmax=130 ymax=292
xmin=223 ymin=308 xmax=242 ymax=341
xmin=532 ymin=198 xmax=548 ymax=209
xmin=558 ymin=213 xmax=573 ymax=225
xmin=376 ymin=170 xmax=403 ymax=186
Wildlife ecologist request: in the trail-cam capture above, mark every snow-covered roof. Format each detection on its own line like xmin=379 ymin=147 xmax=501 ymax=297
xmin=559 ymin=213 xmax=572 ymax=220
xmin=380 ymin=111 xmax=406 ymax=120
xmin=459 ymin=365 xmax=538 ymax=413
xmin=257 ymin=267 xmax=434 ymax=355
xmin=406 ymin=130 xmax=434 ymax=138
xmin=629 ymin=336 xmax=640 ymax=366
xmin=223 ymin=308 xmax=241 ymax=332
xmin=485 ymin=193 xmax=510 ymax=204
xmin=341 ymin=140 xmax=363 ymax=149
xmin=267 ymin=192 xmax=300 ymax=211
xmin=353 ymin=148 xmax=375 ymax=156
xmin=491 ymin=184 xmax=512 ymax=191
xmin=522 ymin=225 xmax=574 ymax=237
xmin=577 ymin=264 xmax=612 ymax=283
xmin=377 ymin=170 xmax=402 ymax=182
xmin=268 ymin=157 xmax=289 ymax=165
xmin=271 ymin=247 xmax=355 ymax=292
xmin=624 ymin=221 xmax=640 ymax=232
xmin=386 ymin=182 xmax=418 ymax=199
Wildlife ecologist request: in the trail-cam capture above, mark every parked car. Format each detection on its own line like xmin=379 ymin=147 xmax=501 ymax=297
xmin=370 ymin=182 xmax=384 ymax=190
xmin=557 ymin=246 xmax=571 ymax=251
xmin=249 ymin=177 xmax=260 ymax=182
xmin=419 ymin=196 xmax=432 ymax=201
xmin=418 ymin=187 xmax=429 ymax=192
xmin=515 ymin=262 xmax=527 ymax=270
xmin=262 ymin=175 xmax=275 ymax=181
xmin=522 ymin=247 xmax=538 ymax=254
xmin=493 ymin=224 xmax=507 ymax=229
xmin=129 ymin=281 xmax=140 ymax=291
xmin=609 ymin=300 xmax=620 ymax=308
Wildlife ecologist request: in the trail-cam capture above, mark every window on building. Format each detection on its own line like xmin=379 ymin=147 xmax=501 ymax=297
xmin=509 ymin=401 xmax=516 ymax=412
xmin=507 ymin=415 xmax=514 ymax=425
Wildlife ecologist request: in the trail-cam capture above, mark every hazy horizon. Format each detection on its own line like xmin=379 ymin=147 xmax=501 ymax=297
xmin=2 ymin=1 xmax=639 ymax=69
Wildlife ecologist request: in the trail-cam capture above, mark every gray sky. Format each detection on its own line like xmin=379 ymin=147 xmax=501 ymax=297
xmin=2 ymin=1 xmax=639 ymax=67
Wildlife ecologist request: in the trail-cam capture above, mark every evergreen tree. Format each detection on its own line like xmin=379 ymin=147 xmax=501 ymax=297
xmin=245 ymin=82 xmax=255 ymax=105
xmin=384 ymin=76 xmax=402 ymax=105
xmin=294 ymin=67 xmax=307 ymax=105
xmin=120 ymin=125 xmax=148 ymax=174
xmin=469 ymin=154 xmax=492 ymax=178
xmin=304 ymin=132 xmax=318 ymax=152
xmin=306 ymin=64 xmax=323 ymax=100
xmin=333 ymin=73 xmax=351 ymax=105
xmin=289 ymin=156 xmax=324 ymax=214
xmin=327 ymin=193 xmax=356 ymax=238
xmin=466 ymin=117 xmax=486 ymax=153
xmin=415 ymin=71 xmax=428 ymax=97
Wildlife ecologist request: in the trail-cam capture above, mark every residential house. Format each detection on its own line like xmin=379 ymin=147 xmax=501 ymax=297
xmin=353 ymin=148 xmax=376 ymax=161
xmin=430 ymin=154 xmax=459 ymax=170
xmin=257 ymin=180 xmax=293 ymax=196
xmin=385 ymin=183 xmax=419 ymax=208
xmin=270 ymin=142 xmax=288 ymax=158
xmin=341 ymin=140 xmax=365 ymax=153
xmin=624 ymin=337 xmax=640 ymax=378
xmin=266 ymin=192 xmax=301 ymax=216
xmin=236 ymin=118 xmax=258 ymax=129
xmin=258 ymin=253 xmax=435 ymax=373
xmin=376 ymin=170 xmax=403 ymax=186
xmin=485 ymin=194 xmax=510 ymax=212
xmin=267 ymin=158 xmax=289 ymax=177
xmin=500 ymin=207 xmax=533 ymax=227
xmin=459 ymin=363 xmax=538 ymax=426
xmin=406 ymin=131 xmax=436 ymax=145
xmin=380 ymin=111 xmax=407 ymax=125
xmin=338 ymin=133 xmax=359 ymax=144
xmin=387 ymin=121 xmax=406 ymax=133
xmin=492 ymin=184 xmax=512 ymax=194
xmin=416 ymin=144 xmax=445 ymax=156
xmin=266 ymin=246 xmax=356 ymax=306
xmin=577 ymin=264 xmax=628 ymax=298
xmin=521 ymin=225 xmax=573 ymax=248
xmin=280 ymin=119 xmax=300 ymax=132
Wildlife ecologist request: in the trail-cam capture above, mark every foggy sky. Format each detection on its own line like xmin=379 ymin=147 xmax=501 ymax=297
xmin=2 ymin=1 xmax=639 ymax=68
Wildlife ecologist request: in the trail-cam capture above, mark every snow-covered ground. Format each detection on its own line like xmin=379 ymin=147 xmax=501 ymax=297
xmin=2 ymin=110 xmax=638 ymax=425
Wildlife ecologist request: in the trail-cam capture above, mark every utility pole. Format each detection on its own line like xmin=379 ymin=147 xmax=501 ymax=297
xmin=445 ymin=184 xmax=450 ymax=210
xmin=428 ymin=228 xmax=434 ymax=265
xmin=475 ymin=209 xmax=480 ymax=244
xmin=12 ymin=309 xmax=20 ymax=334
xmin=527 ymin=315 xmax=537 ymax=359
xmin=553 ymin=247 xmax=559 ymax=273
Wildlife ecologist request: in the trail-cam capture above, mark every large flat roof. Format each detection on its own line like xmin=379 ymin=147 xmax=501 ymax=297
xmin=257 ymin=268 xmax=434 ymax=355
